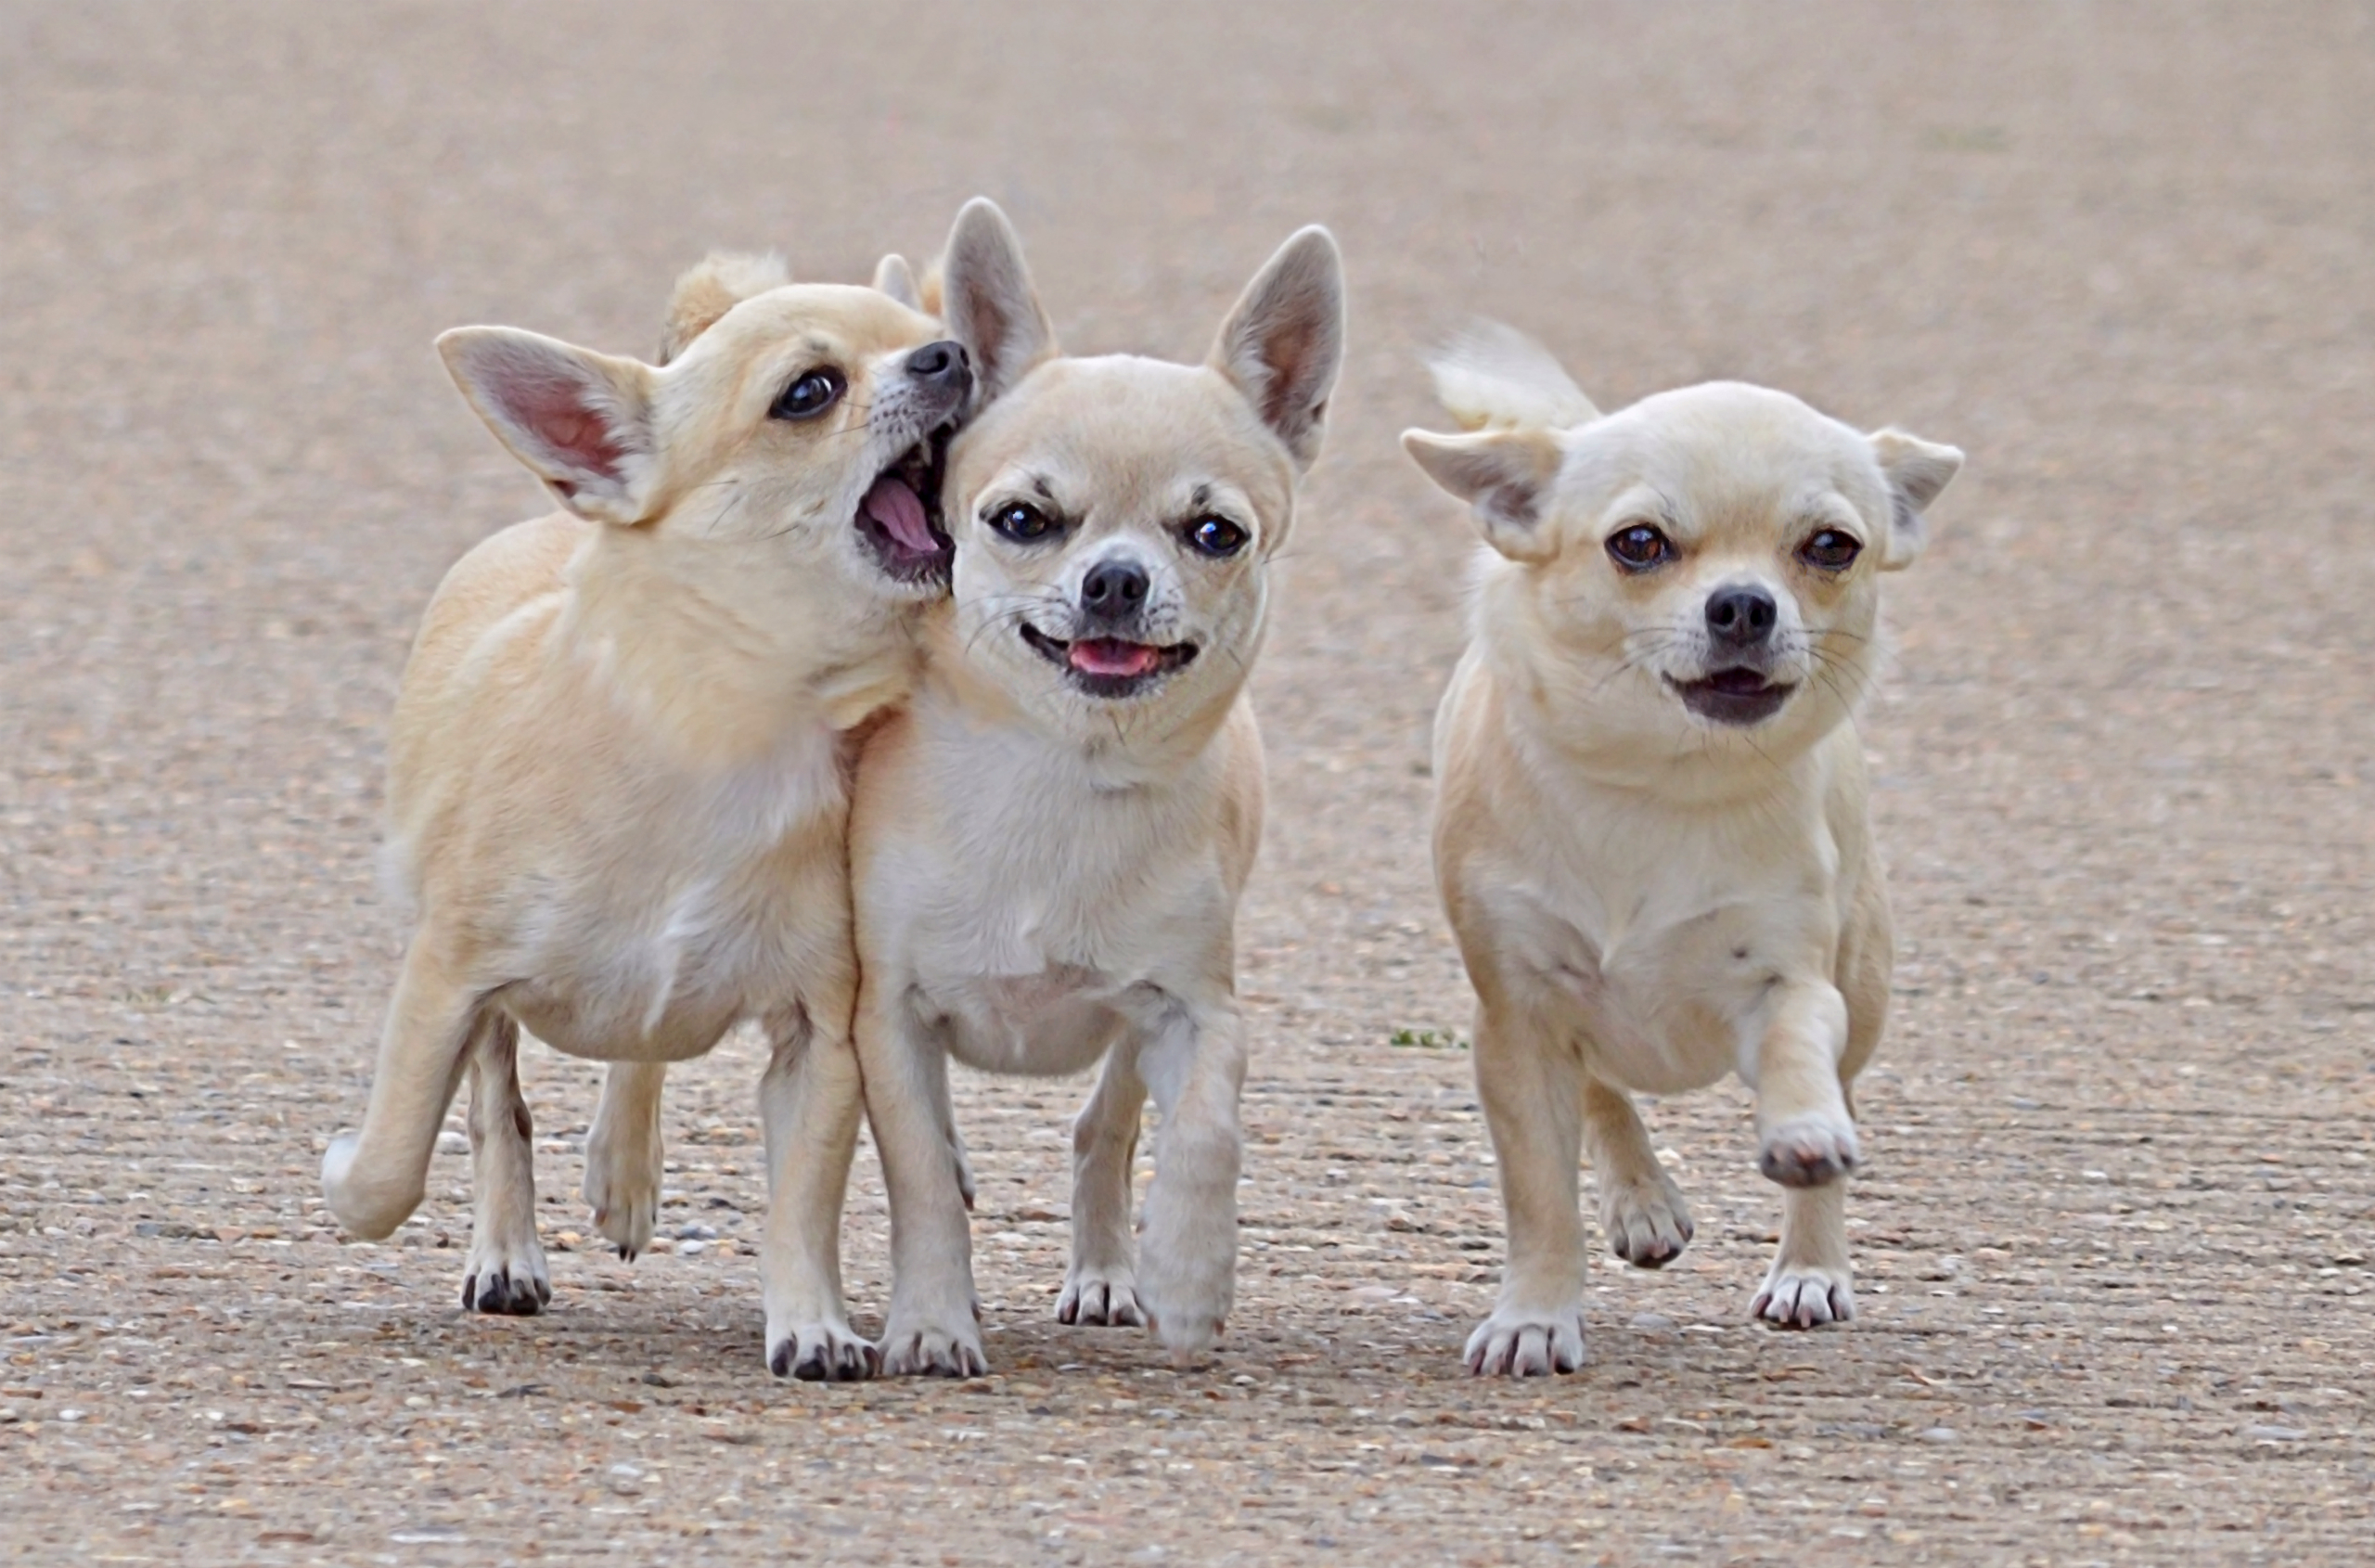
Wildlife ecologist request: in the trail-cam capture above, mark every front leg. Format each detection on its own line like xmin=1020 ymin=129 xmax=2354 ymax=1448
xmin=1746 ymin=980 xmax=1859 ymax=1326
xmin=859 ymin=984 xmax=983 ymax=1378
xmin=1133 ymin=996 xmax=1247 ymax=1367
xmin=756 ymin=1003 xmax=875 ymax=1381
xmin=1059 ymin=1047 xmax=1147 ymax=1329
xmin=584 ymin=1060 xmax=666 ymax=1260
xmin=460 ymin=1013 xmax=549 ymax=1315
xmin=1463 ymin=1000 xmax=1590 ymax=1375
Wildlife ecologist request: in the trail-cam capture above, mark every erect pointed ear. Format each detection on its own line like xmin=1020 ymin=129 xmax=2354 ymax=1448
xmin=937 ymin=198 xmax=1055 ymax=407
xmin=1401 ymin=426 xmax=1566 ymax=563
xmin=871 ymin=252 xmax=922 ymax=311
xmin=1868 ymin=429 xmax=1964 ymax=571
xmin=438 ymin=327 xmax=662 ymax=525
xmin=1209 ymin=226 xmax=1345 ymax=471
xmin=657 ymin=251 xmax=790 ymax=366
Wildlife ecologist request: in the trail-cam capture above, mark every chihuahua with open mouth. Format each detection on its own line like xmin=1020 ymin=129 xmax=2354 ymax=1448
xmin=1403 ymin=324 xmax=1961 ymax=1375
xmin=849 ymin=202 xmax=1345 ymax=1374
xmin=319 ymin=204 xmax=1033 ymax=1380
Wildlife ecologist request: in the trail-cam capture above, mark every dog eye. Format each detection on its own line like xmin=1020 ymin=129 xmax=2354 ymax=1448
xmin=770 ymin=367 xmax=845 ymax=421
xmin=1799 ymin=530 xmax=1862 ymax=572
xmin=1605 ymin=523 xmax=1674 ymax=572
xmin=988 ymin=502 xmax=1057 ymax=543
xmin=1186 ymin=516 xmax=1249 ymax=558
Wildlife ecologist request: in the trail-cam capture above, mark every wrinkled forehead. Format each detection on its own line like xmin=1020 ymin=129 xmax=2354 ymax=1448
xmin=956 ymin=356 xmax=1294 ymax=521
xmin=691 ymin=283 xmax=940 ymax=372
xmin=1564 ymin=384 xmax=1886 ymax=530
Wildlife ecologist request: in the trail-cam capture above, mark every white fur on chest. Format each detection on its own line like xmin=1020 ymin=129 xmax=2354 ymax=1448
xmin=509 ymin=724 xmax=848 ymax=1060
xmin=884 ymin=709 xmax=1227 ymax=1077
xmin=1483 ymin=748 xmax=1844 ymax=1095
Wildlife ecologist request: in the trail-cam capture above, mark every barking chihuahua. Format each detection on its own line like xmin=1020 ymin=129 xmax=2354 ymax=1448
xmin=1404 ymin=324 xmax=1961 ymax=1374
xmin=850 ymin=203 xmax=1345 ymax=1374
xmin=319 ymin=208 xmax=1032 ymax=1380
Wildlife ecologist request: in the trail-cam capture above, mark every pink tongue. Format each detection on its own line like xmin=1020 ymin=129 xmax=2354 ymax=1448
xmin=861 ymin=475 xmax=937 ymax=557
xmin=1070 ymin=638 xmax=1162 ymax=677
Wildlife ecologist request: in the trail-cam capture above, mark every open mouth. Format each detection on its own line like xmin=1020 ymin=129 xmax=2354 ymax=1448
xmin=855 ymin=422 xmax=956 ymax=587
xmin=1020 ymin=623 xmax=1200 ymax=699
xmin=1667 ymin=666 xmax=1797 ymax=726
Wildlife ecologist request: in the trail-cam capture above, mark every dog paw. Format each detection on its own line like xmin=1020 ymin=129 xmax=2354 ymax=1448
xmin=1057 ymin=1265 xmax=1145 ymax=1328
xmin=583 ymin=1147 xmax=661 ymax=1262
xmin=318 ymin=1131 xmax=417 ymax=1240
xmin=768 ymin=1317 xmax=879 ymax=1382
xmin=1752 ymin=1263 xmax=1855 ymax=1329
xmin=877 ymin=1313 xmax=988 ymax=1379
xmin=1757 ymin=1115 xmax=1860 ymax=1189
xmin=1600 ymin=1173 xmax=1695 ymax=1268
xmin=1463 ymin=1304 xmax=1586 ymax=1377
xmin=460 ymin=1235 xmax=551 ymax=1317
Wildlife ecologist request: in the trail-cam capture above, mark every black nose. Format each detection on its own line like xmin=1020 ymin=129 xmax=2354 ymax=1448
xmin=1705 ymin=585 xmax=1778 ymax=647
xmin=1081 ymin=559 xmax=1150 ymax=617
xmin=905 ymin=339 xmax=971 ymax=389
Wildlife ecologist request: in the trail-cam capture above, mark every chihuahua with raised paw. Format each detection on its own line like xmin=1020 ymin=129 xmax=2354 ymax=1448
xmin=851 ymin=201 xmax=1345 ymax=1375
xmin=320 ymin=203 xmax=1033 ymax=1380
xmin=1403 ymin=324 xmax=1961 ymax=1375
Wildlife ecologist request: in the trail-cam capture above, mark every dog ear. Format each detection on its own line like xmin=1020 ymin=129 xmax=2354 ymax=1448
xmin=1868 ymin=430 xmax=1963 ymax=571
xmin=658 ymin=251 xmax=790 ymax=366
xmin=1401 ymin=427 xmax=1566 ymax=563
xmin=1425 ymin=320 xmax=1598 ymax=432
xmin=1210 ymin=226 xmax=1345 ymax=471
xmin=872 ymin=252 xmax=923 ymax=311
xmin=438 ymin=327 xmax=663 ymax=525
xmin=938 ymin=198 xmax=1055 ymax=406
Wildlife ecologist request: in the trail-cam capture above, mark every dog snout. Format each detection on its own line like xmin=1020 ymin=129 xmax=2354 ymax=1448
xmin=1079 ymin=557 xmax=1152 ymax=624
xmin=1704 ymin=585 xmax=1778 ymax=649
xmin=905 ymin=339 xmax=973 ymax=408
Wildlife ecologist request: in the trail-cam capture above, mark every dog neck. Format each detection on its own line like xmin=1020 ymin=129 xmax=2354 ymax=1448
xmin=558 ymin=523 xmax=916 ymax=765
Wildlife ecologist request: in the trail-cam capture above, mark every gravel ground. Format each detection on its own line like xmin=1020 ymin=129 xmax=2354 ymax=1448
xmin=4 ymin=4 xmax=2372 ymax=1563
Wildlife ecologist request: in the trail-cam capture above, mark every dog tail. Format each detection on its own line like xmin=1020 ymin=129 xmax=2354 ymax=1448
xmin=1424 ymin=319 xmax=1598 ymax=432
xmin=659 ymin=251 xmax=791 ymax=365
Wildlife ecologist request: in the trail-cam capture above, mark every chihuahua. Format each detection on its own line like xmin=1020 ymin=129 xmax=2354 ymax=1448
xmin=1404 ymin=324 xmax=1960 ymax=1374
xmin=319 ymin=206 xmax=1030 ymax=1380
xmin=849 ymin=202 xmax=1345 ymax=1374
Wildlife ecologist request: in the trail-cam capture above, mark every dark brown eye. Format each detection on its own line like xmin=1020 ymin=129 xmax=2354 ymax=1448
xmin=1800 ymin=529 xmax=1861 ymax=572
xmin=1605 ymin=523 xmax=1674 ymax=572
xmin=1186 ymin=515 xmax=1248 ymax=558
xmin=988 ymin=501 xmax=1057 ymax=543
xmin=770 ymin=367 xmax=844 ymax=420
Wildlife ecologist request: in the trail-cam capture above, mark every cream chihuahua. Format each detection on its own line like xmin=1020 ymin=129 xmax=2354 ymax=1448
xmin=1404 ymin=324 xmax=1961 ymax=1374
xmin=850 ymin=202 xmax=1345 ymax=1374
xmin=320 ymin=204 xmax=1033 ymax=1380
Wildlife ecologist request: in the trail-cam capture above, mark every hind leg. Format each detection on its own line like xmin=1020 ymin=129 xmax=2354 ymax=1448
xmin=1582 ymin=1074 xmax=1694 ymax=1268
xmin=584 ymin=1060 xmax=667 ymax=1260
xmin=1059 ymin=1047 xmax=1147 ymax=1329
xmin=322 ymin=934 xmax=481 ymax=1240
xmin=460 ymin=1015 xmax=549 ymax=1315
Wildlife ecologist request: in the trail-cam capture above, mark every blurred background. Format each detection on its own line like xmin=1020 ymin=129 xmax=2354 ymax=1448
xmin=1 ymin=4 xmax=2369 ymax=1561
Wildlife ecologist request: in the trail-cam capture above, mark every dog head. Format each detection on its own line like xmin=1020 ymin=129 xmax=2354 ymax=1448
xmin=435 ymin=212 xmax=1039 ymax=612
xmin=1404 ymin=324 xmax=1960 ymax=765
xmin=932 ymin=209 xmax=1345 ymax=752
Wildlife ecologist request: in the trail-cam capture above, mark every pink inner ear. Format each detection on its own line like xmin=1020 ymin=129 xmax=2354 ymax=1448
xmin=514 ymin=375 xmax=627 ymax=481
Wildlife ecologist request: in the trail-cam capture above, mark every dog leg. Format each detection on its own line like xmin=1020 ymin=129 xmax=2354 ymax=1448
xmin=1749 ymin=982 xmax=1861 ymax=1189
xmin=1464 ymin=1005 xmax=1589 ymax=1376
xmin=584 ymin=1060 xmax=666 ymax=1260
xmin=460 ymin=1013 xmax=549 ymax=1315
xmin=321 ymin=937 xmax=480 ymax=1240
xmin=1134 ymin=996 xmax=1246 ymax=1367
xmin=1582 ymin=1073 xmax=1694 ymax=1268
xmin=1753 ymin=1178 xmax=1855 ymax=1327
xmin=863 ymin=990 xmax=985 ymax=1378
xmin=757 ymin=1003 xmax=876 ymax=1382
xmin=1058 ymin=1047 xmax=1147 ymax=1329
